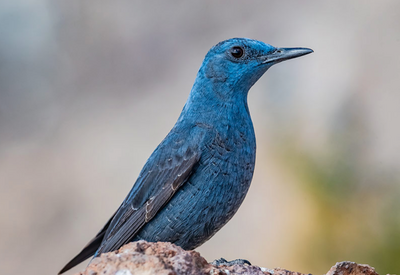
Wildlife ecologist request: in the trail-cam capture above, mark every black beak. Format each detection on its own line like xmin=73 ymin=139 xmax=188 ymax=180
xmin=262 ymin=47 xmax=313 ymax=64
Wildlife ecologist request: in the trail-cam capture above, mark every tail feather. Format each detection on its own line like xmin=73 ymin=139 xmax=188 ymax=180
xmin=58 ymin=232 xmax=104 ymax=274
xmin=59 ymin=212 xmax=116 ymax=274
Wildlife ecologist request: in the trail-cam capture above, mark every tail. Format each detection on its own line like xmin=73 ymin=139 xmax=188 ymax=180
xmin=58 ymin=232 xmax=104 ymax=274
xmin=59 ymin=213 xmax=115 ymax=274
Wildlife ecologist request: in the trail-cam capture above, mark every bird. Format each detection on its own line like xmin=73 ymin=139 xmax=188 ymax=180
xmin=59 ymin=38 xmax=312 ymax=274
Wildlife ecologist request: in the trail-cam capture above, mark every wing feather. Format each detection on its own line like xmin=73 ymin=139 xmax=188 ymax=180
xmin=59 ymin=133 xmax=202 ymax=274
xmin=96 ymin=145 xmax=200 ymax=255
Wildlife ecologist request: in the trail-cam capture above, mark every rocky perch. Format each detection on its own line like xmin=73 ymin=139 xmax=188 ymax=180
xmin=75 ymin=241 xmax=379 ymax=275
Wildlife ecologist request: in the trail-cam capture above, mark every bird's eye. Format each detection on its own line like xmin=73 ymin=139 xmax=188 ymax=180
xmin=231 ymin=46 xmax=244 ymax=58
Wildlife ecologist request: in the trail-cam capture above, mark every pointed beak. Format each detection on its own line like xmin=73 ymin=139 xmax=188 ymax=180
xmin=262 ymin=47 xmax=313 ymax=64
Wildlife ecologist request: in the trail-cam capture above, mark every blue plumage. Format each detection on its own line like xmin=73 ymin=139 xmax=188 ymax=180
xmin=59 ymin=38 xmax=312 ymax=274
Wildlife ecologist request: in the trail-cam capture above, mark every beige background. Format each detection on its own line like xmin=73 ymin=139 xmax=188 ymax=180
xmin=1 ymin=1 xmax=400 ymax=275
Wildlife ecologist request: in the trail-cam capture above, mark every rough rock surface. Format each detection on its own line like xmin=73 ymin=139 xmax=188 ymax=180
xmin=74 ymin=241 xmax=379 ymax=275
xmin=326 ymin=261 xmax=379 ymax=275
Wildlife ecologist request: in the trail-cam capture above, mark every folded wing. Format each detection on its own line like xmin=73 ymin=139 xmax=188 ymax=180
xmin=98 ymin=146 xmax=200 ymax=253
xmin=59 ymin=141 xmax=200 ymax=274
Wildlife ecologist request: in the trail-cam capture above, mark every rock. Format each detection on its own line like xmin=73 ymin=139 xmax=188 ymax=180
xmin=75 ymin=240 xmax=208 ymax=275
xmin=326 ymin=261 xmax=379 ymax=275
xmin=74 ymin=241 xmax=379 ymax=275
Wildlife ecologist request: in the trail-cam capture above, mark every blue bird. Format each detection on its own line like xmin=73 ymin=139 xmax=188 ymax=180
xmin=59 ymin=38 xmax=312 ymax=274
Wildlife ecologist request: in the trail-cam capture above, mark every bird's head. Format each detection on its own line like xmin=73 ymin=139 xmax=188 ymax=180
xmin=198 ymin=38 xmax=313 ymax=95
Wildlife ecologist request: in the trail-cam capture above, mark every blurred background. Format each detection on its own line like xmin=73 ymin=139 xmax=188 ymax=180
xmin=1 ymin=1 xmax=400 ymax=274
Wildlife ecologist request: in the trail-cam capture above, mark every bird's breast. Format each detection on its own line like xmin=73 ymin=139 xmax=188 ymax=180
xmin=195 ymin=116 xmax=256 ymax=204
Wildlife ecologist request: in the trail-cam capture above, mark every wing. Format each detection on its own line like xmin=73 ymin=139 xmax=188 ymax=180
xmin=96 ymin=142 xmax=200 ymax=254
xmin=58 ymin=131 xmax=201 ymax=274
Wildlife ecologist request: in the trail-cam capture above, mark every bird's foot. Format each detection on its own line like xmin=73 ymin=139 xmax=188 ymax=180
xmin=211 ymin=257 xmax=251 ymax=266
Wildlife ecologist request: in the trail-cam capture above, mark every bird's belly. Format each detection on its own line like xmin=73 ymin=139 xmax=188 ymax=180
xmin=134 ymin=146 xmax=255 ymax=249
